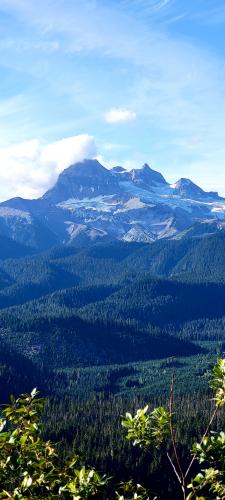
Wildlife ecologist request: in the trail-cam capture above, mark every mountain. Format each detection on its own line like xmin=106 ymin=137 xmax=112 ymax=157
xmin=0 ymin=158 xmax=225 ymax=250
xmin=171 ymin=178 xmax=220 ymax=200
xmin=1 ymin=234 xmax=225 ymax=313
xmin=43 ymin=159 xmax=121 ymax=203
xmin=129 ymin=163 xmax=167 ymax=187
xmin=0 ymin=204 xmax=57 ymax=250
xmin=0 ymin=234 xmax=34 ymax=260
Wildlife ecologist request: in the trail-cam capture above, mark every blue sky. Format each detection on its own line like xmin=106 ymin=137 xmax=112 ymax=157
xmin=0 ymin=0 xmax=225 ymax=200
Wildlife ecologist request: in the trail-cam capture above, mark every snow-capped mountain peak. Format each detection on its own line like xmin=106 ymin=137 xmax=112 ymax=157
xmin=43 ymin=159 xmax=120 ymax=203
xmin=0 ymin=158 xmax=225 ymax=248
xmin=111 ymin=166 xmax=126 ymax=173
xmin=172 ymin=177 xmax=220 ymax=200
xmin=129 ymin=163 xmax=167 ymax=187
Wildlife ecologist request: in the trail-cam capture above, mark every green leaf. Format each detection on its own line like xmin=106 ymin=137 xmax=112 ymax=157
xmin=21 ymin=475 xmax=32 ymax=490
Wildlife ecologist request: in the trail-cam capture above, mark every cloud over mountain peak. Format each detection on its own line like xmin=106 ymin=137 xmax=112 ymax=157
xmin=0 ymin=135 xmax=97 ymax=201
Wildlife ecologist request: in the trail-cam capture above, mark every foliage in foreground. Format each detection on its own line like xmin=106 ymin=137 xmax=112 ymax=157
xmin=0 ymin=359 xmax=224 ymax=499
xmin=0 ymin=388 xmax=107 ymax=499
xmin=122 ymin=358 xmax=225 ymax=499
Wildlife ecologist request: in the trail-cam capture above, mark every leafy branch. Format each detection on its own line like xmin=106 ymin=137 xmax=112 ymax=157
xmin=122 ymin=358 xmax=225 ymax=500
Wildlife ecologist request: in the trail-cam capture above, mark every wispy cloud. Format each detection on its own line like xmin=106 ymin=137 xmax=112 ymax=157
xmin=104 ymin=108 xmax=136 ymax=124
xmin=122 ymin=0 xmax=174 ymax=15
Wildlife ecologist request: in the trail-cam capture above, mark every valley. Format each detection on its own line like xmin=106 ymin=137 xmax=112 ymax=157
xmin=0 ymin=161 xmax=225 ymax=498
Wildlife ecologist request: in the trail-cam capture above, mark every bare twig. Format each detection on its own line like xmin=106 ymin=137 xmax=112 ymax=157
xmin=169 ymin=371 xmax=184 ymax=481
xmin=184 ymin=404 xmax=219 ymax=479
xmin=168 ymin=370 xmax=186 ymax=500
xmin=166 ymin=452 xmax=182 ymax=485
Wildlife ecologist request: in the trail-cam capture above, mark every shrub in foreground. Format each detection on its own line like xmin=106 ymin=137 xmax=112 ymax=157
xmin=0 ymin=359 xmax=225 ymax=499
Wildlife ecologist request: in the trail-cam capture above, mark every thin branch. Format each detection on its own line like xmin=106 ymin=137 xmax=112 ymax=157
xmin=184 ymin=404 xmax=219 ymax=479
xmin=166 ymin=452 xmax=182 ymax=485
xmin=169 ymin=370 xmax=184 ymax=482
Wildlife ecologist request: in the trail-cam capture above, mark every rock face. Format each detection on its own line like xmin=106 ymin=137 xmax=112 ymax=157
xmin=171 ymin=178 xmax=220 ymax=200
xmin=0 ymin=158 xmax=225 ymax=249
xmin=129 ymin=163 xmax=167 ymax=188
xmin=43 ymin=159 xmax=121 ymax=202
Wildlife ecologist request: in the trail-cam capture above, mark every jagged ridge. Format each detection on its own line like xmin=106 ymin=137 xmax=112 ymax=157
xmin=0 ymin=158 xmax=224 ymax=250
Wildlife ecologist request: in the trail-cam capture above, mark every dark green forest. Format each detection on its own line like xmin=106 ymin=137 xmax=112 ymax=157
xmin=1 ymin=233 xmax=225 ymax=498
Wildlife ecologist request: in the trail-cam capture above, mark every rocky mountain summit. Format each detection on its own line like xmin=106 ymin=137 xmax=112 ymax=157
xmin=0 ymin=159 xmax=225 ymax=250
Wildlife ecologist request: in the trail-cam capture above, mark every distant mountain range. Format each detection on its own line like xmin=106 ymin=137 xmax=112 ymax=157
xmin=1 ymin=159 xmax=225 ymax=250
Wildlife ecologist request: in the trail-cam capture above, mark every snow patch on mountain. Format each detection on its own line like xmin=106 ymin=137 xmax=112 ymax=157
xmin=122 ymin=226 xmax=155 ymax=243
xmin=57 ymin=195 xmax=121 ymax=213
xmin=0 ymin=207 xmax=32 ymax=223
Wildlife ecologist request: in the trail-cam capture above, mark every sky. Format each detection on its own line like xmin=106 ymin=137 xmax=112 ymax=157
xmin=1 ymin=0 xmax=225 ymax=200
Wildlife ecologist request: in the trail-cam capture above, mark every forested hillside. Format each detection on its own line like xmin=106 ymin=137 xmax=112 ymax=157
xmin=0 ymin=234 xmax=225 ymax=498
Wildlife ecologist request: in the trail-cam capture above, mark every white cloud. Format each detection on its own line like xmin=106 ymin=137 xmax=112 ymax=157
xmin=103 ymin=108 xmax=137 ymax=124
xmin=0 ymin=134 xmax=97 ymax=201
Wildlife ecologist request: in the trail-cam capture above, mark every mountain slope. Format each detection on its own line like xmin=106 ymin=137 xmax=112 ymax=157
xmin=0 ymin=235 xmax=224 ymax=373
xmin=0 ymin=235 xmax=225 ymax=311
xmin=171 ymin=178 xmax=220 ymax=200
xmin=0 ymin=235 xmax=34 ymax=260
xmin=0 ymin=304 xmax=199 ymax=368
